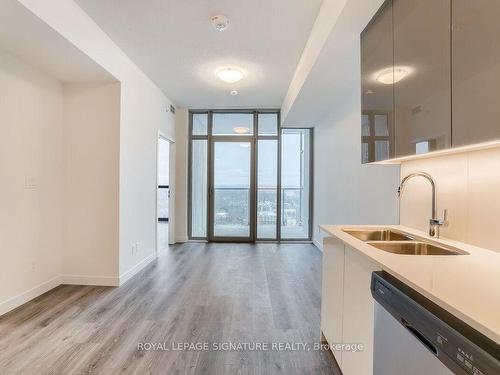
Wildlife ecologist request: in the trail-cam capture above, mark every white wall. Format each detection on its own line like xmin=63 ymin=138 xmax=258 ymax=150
xmin=311 ymin=24 xmax=400 ymax=249
xmin=118 ymin=76 xmax=175 ymax=279
xmin=17 ymin=0 xmax=177 ymax=281
xmin=63 ymin=82 xmax=120 ymax=285
xmin=400 ymin=148 xmax=500 ymax=252
xmin=313 ymin=109 xmax=400 ymax=249
xmin=0 ymin=50 xmax=64 ymax=314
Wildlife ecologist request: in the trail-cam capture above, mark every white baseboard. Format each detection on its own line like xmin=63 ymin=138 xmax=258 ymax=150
xmin=119 ymin=253 xmax=156 ymax=286
xmin=313 ymin=237 xmax=323 ymax=251
xmin=0 ymin=276 xmax=61 ymax=316
xmin=61 ymin=274 xmax=119 ymax=287
xmin=175 ymin=236 xmax=188 ymax=243
xmin=0 ymin=269 xmax=133 ymax=317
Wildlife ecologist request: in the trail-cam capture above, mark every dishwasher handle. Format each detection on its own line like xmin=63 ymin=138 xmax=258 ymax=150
xmin=401 ymin=318 xmax=437 ymax=356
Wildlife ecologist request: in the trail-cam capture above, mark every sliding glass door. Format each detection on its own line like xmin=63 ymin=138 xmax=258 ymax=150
xmin=210 ymin=139 xmax=254 ymax=241
xmin=188 ymin=110 xmax=312 ymax=242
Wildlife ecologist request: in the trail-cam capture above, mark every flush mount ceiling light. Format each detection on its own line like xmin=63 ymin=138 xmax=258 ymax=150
xmin=230 ymin=90 xmax=239 ymax=96
xmin=211 ymin=14 xmax=230 ymax=32
xmin=233 ymin=126 xmax=250 ymax=134
xmin=376 ymin=67 xmax=409 ymax=84
xmin=216 ymin=67 xmax=244 ymax=83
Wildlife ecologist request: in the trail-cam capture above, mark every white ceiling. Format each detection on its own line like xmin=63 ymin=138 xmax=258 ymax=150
xmin=75 ymin=0 xmax=323 ymax=108
xmin=0 ymin=0 xmax=115 ymax=83
xmin=282 ymin=0 xmax=386 ymax=126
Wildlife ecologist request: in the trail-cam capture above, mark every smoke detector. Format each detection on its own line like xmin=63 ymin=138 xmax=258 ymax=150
xmin=211 ymin=15 xmax=230 ymax=32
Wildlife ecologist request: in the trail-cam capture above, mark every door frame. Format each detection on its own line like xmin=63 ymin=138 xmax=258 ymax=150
xmin=208 ymin=135 xmax=256 ymax=242
xmin=155 ymin=131 xmax=175 ymax=257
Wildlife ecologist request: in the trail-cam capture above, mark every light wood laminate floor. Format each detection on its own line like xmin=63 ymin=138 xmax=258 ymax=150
xmin=0 ymin=243 xmax=340 ymax=374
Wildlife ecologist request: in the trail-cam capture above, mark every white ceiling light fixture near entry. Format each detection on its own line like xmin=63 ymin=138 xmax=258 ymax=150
xmin=216 ymin=67 xmax=245 ymax=83
xmin=211 ymin=14 xmax=230 ymax=32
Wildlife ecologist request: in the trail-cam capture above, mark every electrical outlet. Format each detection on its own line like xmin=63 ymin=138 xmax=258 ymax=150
xmin=24 ymin=176 xmax=37 ymax=190
xmin=131 ymin=242 xmax=140 ymax=254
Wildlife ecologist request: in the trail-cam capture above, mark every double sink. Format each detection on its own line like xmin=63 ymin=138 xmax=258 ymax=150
xmin=343 ymin=229 xmax=469 ymax=256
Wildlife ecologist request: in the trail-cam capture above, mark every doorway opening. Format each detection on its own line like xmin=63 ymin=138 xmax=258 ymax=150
xmin=188 ymin=110 xmax=313 ymax=242
xmin=157 ymin=135 xmax=171 ymax=253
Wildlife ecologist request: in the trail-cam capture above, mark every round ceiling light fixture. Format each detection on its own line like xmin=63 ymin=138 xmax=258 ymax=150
xmin=216 ymin=67 xmax=244 ymax=83
xmin=376 ymin=67 xmax=410 ymax=85
xmin=230 ymin=90 xmax=239 ymax=96
xmin=211 ymin=14 xmax=230 ymax=32
xmin=233 ymin=126 xmax=250 ymax=134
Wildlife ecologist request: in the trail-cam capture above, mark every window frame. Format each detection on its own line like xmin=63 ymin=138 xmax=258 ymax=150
xmin=188 ymin=110 xmax=313 ymax=242
xmin=361 ymin=111 xmax=394 ymax=163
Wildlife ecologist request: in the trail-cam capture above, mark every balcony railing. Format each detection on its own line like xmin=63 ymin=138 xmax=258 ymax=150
xmin=212 ymin=187 xmax=306 ymax=226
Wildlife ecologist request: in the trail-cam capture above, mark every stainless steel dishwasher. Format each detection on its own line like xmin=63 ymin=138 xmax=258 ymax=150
xmin=371 ymin=271 xmax=500 ymax=375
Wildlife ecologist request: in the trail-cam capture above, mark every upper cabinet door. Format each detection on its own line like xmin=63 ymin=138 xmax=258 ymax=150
xmin=452 ymin=0 xmax=500 ymax=147
xmin=361 ymin=0 xmax=394 ymax=163
xmin=393 ymin=0 xmax=451 ymax=158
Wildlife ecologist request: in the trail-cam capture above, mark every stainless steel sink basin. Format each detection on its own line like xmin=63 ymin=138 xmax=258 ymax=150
xmin=343 ymin=229 xmax=415 ymax=241
xmin=366 ymin=241 xmax=468 ymax=256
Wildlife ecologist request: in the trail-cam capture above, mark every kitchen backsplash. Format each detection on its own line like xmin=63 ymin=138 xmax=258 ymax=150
xmin=400 ymin=147 xmax=500 ymax=252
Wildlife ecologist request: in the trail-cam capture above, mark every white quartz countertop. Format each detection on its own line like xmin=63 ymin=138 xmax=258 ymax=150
xmin=320 ymin=224 xmax=500 ymax=345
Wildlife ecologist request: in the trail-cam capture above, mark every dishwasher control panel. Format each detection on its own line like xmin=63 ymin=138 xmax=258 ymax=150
xmin=371 ymin=272 xmax=500 ymax=375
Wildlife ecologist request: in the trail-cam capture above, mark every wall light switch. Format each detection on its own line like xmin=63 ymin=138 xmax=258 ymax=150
xmin=24 ymin=176 xmax=37 ymax=189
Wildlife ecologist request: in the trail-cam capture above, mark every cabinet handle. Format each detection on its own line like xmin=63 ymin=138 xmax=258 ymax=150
xmin=401 ymin=318 xmax=437 ymax=355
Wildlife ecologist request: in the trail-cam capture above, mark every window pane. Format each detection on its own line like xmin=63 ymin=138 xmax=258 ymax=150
xmin=374 ymin=114 xmax=389 ymax=136
xmin=158 ymin=138 xmax=169 ymax=185
xmin=158 ymin=187 xmax=169 ymax=219
xmin=257 ymin=140 xmax=277 ymax=239
xmin=213 ymin=142 xmax=251 ymax=237
xmin=258 ymin=113 xmax=278 ymax=135
xmin=192 ymin=113 xmax=208 ymax=135
xmin=191 ymin=140 xmax=207 ymax=237
xmin=375 ymin=140 xmax=390 ymax=161
xmin=213 ymin=113 xmax=253 ymax=135
xmin=362 ymin=115 xmax=370 ymax=136
xmin=415 ymin=141 xmax=429 ymax=154
xmin=281 ymin=129 xmax=310 ymax=239
xmin=362 ymin=142 xmax=369 ymax=163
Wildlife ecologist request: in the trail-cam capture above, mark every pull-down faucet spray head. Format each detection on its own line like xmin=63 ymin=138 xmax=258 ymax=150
xmin=397 ymin=171 xmax=447 ymax=238
xmin=396 ymin=185 xmax=403 ymax=197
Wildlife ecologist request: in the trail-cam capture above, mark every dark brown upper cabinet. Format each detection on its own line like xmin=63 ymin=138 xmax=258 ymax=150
xmin=361 ymin=0 xmax=500 ymax=163
xmin=393 ymin=0 xmax=451 ymax=158
xmin=361 ymin=0 xmax=395 ymax=163
xmin=452 ymin=0 xmax=500 ymax=147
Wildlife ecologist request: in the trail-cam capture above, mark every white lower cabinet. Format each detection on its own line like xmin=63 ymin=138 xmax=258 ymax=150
xmin=321 ymin=237 xmax=345 ymax=366
xmin=321 ymin=240 xmax=381 ymax=375
xmin=341 ymin=246 xmax=381 ymax=375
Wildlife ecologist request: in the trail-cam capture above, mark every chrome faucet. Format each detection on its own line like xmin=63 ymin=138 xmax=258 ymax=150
xmin=397 ymin=171 xmax=448 ymax=238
